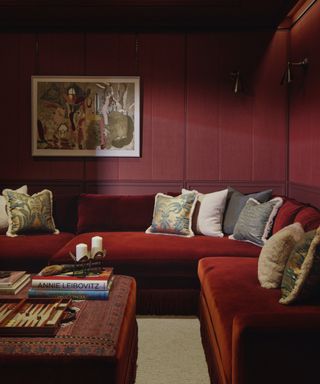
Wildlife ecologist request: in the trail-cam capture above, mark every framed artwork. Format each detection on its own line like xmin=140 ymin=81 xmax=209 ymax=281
xmin=31 ymin=76 xmax=140 ymax=157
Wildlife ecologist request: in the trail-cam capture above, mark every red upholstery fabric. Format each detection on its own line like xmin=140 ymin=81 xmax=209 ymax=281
xmin=51 ymin=232 xmax=260 ymax=290
xmin=77 ymin=194 xmax=155 ymax=233
xmin=272 ymin=198 xmax=304 ymax=234
xmin=198 ymin=257 xmax=320 ymax=384
xmin=52 ymin=195 xmax=78 ymax=233
xmin=0 ymin=233 xmax=75 ymax=273
xmin=294 ymin=206 xmax=320 ymax=231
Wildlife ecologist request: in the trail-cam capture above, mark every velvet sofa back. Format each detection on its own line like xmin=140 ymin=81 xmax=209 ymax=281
xmin=52 ymin=193 xmax=320 ymax=235
xmin=52 ymin=195 xmax=79 ymax=233
xmin=77 ymin=193 xmax=156 ymax=233
xmin=272 ymin=197 xmax=320 ymax=234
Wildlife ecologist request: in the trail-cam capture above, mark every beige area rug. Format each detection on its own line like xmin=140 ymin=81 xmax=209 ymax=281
xmin=136 ymin=316 xmax=210 ymax=384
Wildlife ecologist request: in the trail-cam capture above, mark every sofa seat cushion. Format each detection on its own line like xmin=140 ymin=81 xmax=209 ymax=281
xmin=198 ymin=257 xmax=320 ymax=383
xmin=51 ymin=232 xmax=260 ymax=289
xmin=0 ymin=232 xmax=75 ymax=273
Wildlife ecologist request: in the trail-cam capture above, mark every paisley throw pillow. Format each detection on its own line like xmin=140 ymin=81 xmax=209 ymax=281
xmin=0 ymin=185 xmax=27 ymax=230
xmin=3 ymin=189 xmax=59 ymax=237
xmin=146 ymin=192 xmax=197 ymax=237
xmin=280 ymin=227 xmax=320 ymax=304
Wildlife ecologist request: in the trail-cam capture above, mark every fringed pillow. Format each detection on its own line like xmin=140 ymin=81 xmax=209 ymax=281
xmin=146 ymin=192 xmax=197 ymax=237
xmin=3 ymin=189 xmax=59 ymax=237
xmin=230 ymin=197 xmax=283 ymax=246
xmin=0 ymin=185 xmax=27 ymax=231
xmin=258 ymin=222 xmax=305 ymax=288
xmin=280 ymin=227 xmax=320 ymax=304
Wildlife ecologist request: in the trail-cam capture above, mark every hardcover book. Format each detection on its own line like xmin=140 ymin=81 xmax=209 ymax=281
xmin=0 ymin=274 xmax=31 ymax=295
xmin=28 ymin=288 xmax=110 ymax=300
xmin=31 ymin=268 xmax=113 ymax=291
xmin=0 ymin=271 xmax=27 ymax=287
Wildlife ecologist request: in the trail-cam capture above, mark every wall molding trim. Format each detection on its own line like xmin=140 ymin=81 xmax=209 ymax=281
xmin=289 ymin=182 xmax=320 ymax=208
xmin=0 ymin=179 xmax=286 ymax=196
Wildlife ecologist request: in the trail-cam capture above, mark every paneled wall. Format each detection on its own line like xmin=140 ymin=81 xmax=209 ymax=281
xmin=288 ymin=1 xmax=320 ymax=207
xmin=0 ymin=29 xmax=288 ymax=196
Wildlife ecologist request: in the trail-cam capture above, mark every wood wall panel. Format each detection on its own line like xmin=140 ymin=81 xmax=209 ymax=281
xmin=86 ymin=182 xmax=183 ymax=195
xmin=289 ymin=1 xmax=320 ymax=206
xmin=18 ymin=33 xmax=41 ymax=182
xmin=252 ymin=31 xmax=288 ymax=182
xmin=31 ymin=33 xmax=86 ymax=181
xmin=0 ymin=180 xmax=83 ymax=197
xmin=0 ymin=34 xmax=20 ymax=180
xmin=38 ymin=33 xmax=85 ymax=76
xmin=0 ymin=29 xmax=289 ymax=195
xmin=147 ymin=34 xmax=185 ymax=181
xmin=218 ymin=33 xmax=254 ymax=181
xmin=118 ymin=34 xmax=153 ymax=181
xmin=186 ymin=33 xmax=220 ymax=181
xmin=289 ymin=183 xmax=320 ymax=209
xmin=85 ymin=33 xmax=137 ymax=76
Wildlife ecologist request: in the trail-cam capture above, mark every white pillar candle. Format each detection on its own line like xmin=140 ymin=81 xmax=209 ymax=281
xmin=91 ymin=236 xmax=103 ymax=249
xmin=91 ymin=236 xmax=103 ymax=257
xmin=76 ymin=243 xmax=88 ymax=261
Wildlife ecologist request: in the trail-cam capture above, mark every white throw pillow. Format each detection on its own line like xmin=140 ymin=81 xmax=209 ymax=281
xmin=258 ymin=222 xmax=305 ymax=289
xmin=0 ymin=185 xmax=28 ymax=230
xmin=182 ymin=188 xmax=228 ymax=237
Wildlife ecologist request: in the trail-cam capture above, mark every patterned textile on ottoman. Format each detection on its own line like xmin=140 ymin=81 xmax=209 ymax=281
xmin=0 ymin=275 xmax=137 ymax=384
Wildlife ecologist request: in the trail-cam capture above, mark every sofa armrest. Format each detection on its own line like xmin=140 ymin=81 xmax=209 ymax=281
xmin=232 ymin=312 xmax=320 ymax=384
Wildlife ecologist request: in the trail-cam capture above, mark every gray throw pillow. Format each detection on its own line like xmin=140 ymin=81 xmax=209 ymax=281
xmin=223 ymin=188 xmax=272 ymax=235
xmin=231 ymin=197 xmax=283 ymax=246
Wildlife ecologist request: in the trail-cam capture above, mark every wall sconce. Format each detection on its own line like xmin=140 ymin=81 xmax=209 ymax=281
xmin=230 ymin=70 xmax=244 ymax=94
xmin=281 ymin=57 xmax=309 ymax=85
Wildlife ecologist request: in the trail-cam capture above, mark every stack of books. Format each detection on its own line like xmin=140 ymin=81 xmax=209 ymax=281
xmin=0 ymin=271 xmax=31 ymax=295
xmin=28 ymin=268 xmax=114 ymax=300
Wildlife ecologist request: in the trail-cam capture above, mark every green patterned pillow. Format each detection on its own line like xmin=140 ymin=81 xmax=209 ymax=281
xmin=3 ymin=189 xmax=59 ymax=237
xmin=280 ymin=227 xmax=320 ymax=304
xmin=146 ymin=192 xmax=197 ymax=237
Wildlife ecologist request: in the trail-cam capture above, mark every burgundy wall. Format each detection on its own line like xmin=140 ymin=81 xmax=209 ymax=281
xmin=0 ymin=29 xmax=288 ymax=196
xmin=289 ymin=1 xmax=320 ymax=207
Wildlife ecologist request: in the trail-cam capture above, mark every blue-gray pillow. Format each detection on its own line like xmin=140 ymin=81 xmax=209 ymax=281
xmin=230 ymin=197 xmax=283 ymax=246
xmin=223 ymin=188 xmax=273 ymax=235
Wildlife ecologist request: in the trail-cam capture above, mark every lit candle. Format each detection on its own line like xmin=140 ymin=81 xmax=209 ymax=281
xmin=91 ymin=236 xmax=103 ymax=257
xmin=76 ymin=243 xmax=88 ymax=261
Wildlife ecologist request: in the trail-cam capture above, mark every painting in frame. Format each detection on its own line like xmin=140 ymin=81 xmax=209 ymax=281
xmin=32 ymin=76 xmax=140 ymax=157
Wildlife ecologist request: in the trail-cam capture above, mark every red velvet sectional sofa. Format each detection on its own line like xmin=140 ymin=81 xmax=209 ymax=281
xmin=1 ymin=192 xmax=320 ymax=383
xmin=0 ymin=193 xmax=260 ymax=313
xmin=198 ymin=200 xmax=320 ymax=384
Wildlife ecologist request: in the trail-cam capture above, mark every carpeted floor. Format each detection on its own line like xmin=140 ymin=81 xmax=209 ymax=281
xmin=136 ymin=316 xmax=210 ymax=384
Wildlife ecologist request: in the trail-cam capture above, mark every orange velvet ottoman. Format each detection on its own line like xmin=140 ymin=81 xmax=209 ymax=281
xmin=0 ymin=275 xmax=137 ymax=384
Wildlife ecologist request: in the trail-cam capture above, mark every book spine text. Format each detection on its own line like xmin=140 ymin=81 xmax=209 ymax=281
xmin=28 ymin=288 xmax=109 ymax=300
xmin=31 ymin=280 xmax=108 ymax=291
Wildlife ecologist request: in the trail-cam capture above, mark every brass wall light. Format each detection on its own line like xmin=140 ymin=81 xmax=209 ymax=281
xmin=281 ymin=57 xmax=309 ymax=85
xmin=230 ymin=70 xmax=244 ymax=94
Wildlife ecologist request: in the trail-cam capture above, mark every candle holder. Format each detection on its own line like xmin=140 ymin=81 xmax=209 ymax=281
xmin=68 ymin=249 xmax=107 ymax=277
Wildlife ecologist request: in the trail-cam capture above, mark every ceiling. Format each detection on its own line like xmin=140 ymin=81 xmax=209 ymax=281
xmin=0 ymin=0 xmax=301 ymax=30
